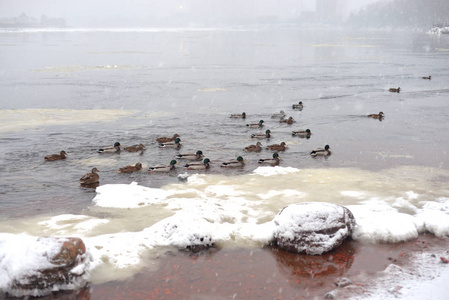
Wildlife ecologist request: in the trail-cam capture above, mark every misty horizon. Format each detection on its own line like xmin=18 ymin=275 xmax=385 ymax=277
xmin=0 ymin=0 xmax=382 ymax=28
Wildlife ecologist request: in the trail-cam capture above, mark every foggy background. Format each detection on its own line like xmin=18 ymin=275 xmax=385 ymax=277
xmin=0 ymin=0 xmax=448 ymax=28
xmin=0 ymin=0 xmax=383 ymax=28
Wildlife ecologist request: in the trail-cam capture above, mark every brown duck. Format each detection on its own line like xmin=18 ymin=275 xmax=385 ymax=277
xmin=266 ymin=142 xmax=287 ymax=151
xmin=124 ymin=144 xmax=146 ymax=152
xmin=367 ymin=112 xmax=385 ymax=120
xmin=44 ymin=150 xmax=67 ymax=161
xmin=389 ymin=87 xmax=400 ymax=93
xmin=280 ymin=117 xmax=295 ymax=125
xmin=80 ymin=167 xmax=100 ymax=185
xmin=156 ymin=134 xmax=180 ymax=143
xmin=118 ymin=163 xmax=143 ymax=173
xmin=244 ymin=142 xmax=263 ymax=152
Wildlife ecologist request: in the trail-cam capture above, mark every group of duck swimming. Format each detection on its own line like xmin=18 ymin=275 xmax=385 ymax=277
xmin=229 ymin=100 xmax=333 ymax=165
xmin=42 ymin=90 xmax=399 ymax=188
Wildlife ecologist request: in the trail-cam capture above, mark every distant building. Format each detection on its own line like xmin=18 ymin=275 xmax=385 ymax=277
xmin=0 ymin=13 xmax=66 ymax=28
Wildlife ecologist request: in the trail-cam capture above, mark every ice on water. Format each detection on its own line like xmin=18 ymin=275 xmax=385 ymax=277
xmin=1 ymin=165 xmax=449 ymax=291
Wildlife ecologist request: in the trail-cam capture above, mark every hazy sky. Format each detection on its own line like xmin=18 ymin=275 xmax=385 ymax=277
xmin=0 ymin=0 xmax=382 ymax=26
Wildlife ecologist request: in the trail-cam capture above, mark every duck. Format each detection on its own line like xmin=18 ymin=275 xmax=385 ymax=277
xmin=258 ymin=153 xmax=280 ymax=165
xmin=310 ymin=145 xmax=331 ymax=157
xmin=292 ymin=129 xmax=312 ymax=137
xmin=44 ymin=150 xmax=67 ymax=161
xmin=124 ymin=144 xmax=146 ymax=152
xmin=422 ymin=76 xmax=431 ymax=80
xmin=79 ymin=167 xmax=100 ymax=185
xmin=246 ymin=120 xmax=264 ymax=129
xmin=230 ymin=112 xmax=246 ymax=119
xmin=184 ymin=158 xmax=211 ymax=170
xmin=280 ymin=117 xmax=295 ymax=125
xmin=176 ymin=150 xmax=204 ymax=160
xmin=220 ymin=156 xmax=245 ymax=168
xmin=159 ymin=138 xmax=182 ymax=149
xmin=98 ymin=142 xmax=121 ymax=154
xmin=266 ymin=142 xmax=287 ymax=151
xmin=271 ymin=110 xmax=286 ymax=119
xmin=149 ymin=160 xmax=179 ymax=172
xmin=244 ymin=141 xmax=263 ymax=152
xmin=118 ymin=162 xmax=143 ymax=173
xmin=292 ymin=101 xmax=304 ymax=109
xmin=389 ymin=87 xmax=400 ymax=93
xmin=367 ymin=112 xmax=385 ymax=120
xmin=251 ymin=129 xmax=271 ymax=139
xmin=156 ymin=134 xmax=180 ymax=143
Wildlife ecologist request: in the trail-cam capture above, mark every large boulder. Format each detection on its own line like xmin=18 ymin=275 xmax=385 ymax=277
xmin=273 ymin=202 xmax=356 ymax=255
xmin=0 ymin=235 xmax=90 ymax=297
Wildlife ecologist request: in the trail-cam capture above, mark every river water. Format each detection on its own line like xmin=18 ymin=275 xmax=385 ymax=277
xmin=0 ymin=27 xmax=448 ymax=298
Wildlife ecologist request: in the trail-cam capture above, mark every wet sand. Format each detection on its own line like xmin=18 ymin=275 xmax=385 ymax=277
xmin=16 ymin=234 xmax=447 ymax=300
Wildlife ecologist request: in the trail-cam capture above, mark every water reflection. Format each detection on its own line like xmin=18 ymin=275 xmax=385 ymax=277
xmin=270 ymin=240 xmax=355 ymax=283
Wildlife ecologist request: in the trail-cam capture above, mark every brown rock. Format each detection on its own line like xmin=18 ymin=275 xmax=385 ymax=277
xmin=273 ymin=202 xmax=356 ymax=255
xmin=10 ymin=237 xmax=89 ymax=296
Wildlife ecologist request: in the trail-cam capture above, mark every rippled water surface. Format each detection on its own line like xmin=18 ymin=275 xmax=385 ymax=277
xmin=1 ymin=28 xmax=448 ymax=219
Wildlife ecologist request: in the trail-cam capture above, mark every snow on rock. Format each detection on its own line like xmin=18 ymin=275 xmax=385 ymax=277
xmin=273 ymin=202 xmax=356 ymax=255
xmin=144 ymin=213 xmax=229 ymax=251
xmin=0 ymin=234 xmax=91 ymax=297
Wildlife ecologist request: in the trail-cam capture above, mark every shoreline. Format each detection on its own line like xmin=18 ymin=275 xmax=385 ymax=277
xmin=13 ymin=233 xmax=447 ymax=300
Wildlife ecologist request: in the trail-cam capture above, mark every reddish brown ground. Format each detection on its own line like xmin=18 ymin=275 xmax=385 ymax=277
xmin=5 ymin=234 xmax=449 ymax=300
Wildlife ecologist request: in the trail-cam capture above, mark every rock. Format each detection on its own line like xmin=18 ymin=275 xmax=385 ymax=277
xmin=6 ymin=237 xmax=90 ymax=297
xmin=273 ymin=202 xmax=356 ymax=255
xmin=150 ymin=216 xmax=216 ymax=252
xmin=334 ymin=277 xmax=353 ymax=287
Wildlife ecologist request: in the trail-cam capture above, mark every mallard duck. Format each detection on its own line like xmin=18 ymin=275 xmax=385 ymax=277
xmin=292 ymin=101 xmax=304 ymax=109
xmin=118 ymin=162 xmax=143 ymax=173
xmin=44 ymin=150 xmax=67 ymax=161
xmin=124 ymin=144 xmax=146 ymax=152
xmin=156 ymin=134 xmax=180 ymax=143
xmin=367 ymin=112 xmax=385 ymax=120
xmin=271 ymin=110 xmax=286 ymax=119
xmin=266 ymin=142 xmax=287 ymax=151
xmin=230 ymin=112 xmax=246 ymax=118
xmin=159 ymin=138 xmax=182 ymax=149
xmin=258 ymin=153 xmax=280 ymax=165
xmin=175 ymin=150 xmax=204 ymax=160
xmin=280 ymin=117 xmax=295 ymax=125
xmin=220 ymin=156 xmax=245 ymax=167
xmin=246 ymin=120 xmax=264 ymax=129
xmin=98 ymin=142 xmax=121 ymax=154
xmin=79 ymin=167 xmax=100 ymax=185
xmin=184 ymin=158 xmax=211 ymax=170
xmin=251 ymin=129 xmax=271 ymax=139
xmin=292 ymin=129 xmax=312 ymax=137
xmin=149 ymin=160 xmax=179 ymax=172
xmin=310 ymin=145 xmax=331 ymax=157
xmin=389 ymin=87 xmax=400 ymax=93
xmin=422 ymin=76 xmax=431 ymax=80
xmin=244 ymin=141 xmax=262 ymax=152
